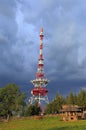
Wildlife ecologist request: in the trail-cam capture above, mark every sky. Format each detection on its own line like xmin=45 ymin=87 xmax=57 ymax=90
xmin=0 ymin=0 xmax=86 ymax=100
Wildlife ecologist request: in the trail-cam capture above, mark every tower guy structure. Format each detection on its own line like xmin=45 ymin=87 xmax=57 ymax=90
xmin=29 ymin=28 xmax=49 ymax=105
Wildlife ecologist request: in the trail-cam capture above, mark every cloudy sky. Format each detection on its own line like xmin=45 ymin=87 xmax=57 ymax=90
xmin=0 ymin=0 xmax=86 ymax=100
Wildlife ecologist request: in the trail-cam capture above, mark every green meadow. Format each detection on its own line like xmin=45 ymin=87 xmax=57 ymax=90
xmin=0 ymin=116 xmax=86 ymax=130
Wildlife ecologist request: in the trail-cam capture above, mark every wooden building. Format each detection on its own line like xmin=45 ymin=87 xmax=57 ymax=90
xmin=60 ymin=105 xmax=82 ymax=121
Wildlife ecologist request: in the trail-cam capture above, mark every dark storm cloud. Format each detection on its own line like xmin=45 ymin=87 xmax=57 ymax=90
xmin=43 ymin=0 xmax=86 ymax=80
xmin=0 ymin=0 xmax=38 ymax=87
xmin=0 ymin=0 xmax=26 ymax=86
xmin=0 ymin=0 xmax=86 ymax=98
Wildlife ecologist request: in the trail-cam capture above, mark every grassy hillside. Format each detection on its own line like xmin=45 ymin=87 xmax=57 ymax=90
xmin=0 ymin=116 xmax=86 ymax=130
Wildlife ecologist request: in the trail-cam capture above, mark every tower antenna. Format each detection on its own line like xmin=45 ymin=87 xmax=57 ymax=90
xmin=29 ymin=28 xmax=49 ymax=105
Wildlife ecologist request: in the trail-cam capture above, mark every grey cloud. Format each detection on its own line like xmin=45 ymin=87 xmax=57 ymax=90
xmin=0 ymin=0 xmax=16 ymax=18
xmin=0 ymin=0 xmax=22 ymax=87
xmin=0 ymin=0 xmax=86 ymax=97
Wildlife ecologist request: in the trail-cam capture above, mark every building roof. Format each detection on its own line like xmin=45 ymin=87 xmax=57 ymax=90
xmin=60 ymin=105 xmax=82 ymax=112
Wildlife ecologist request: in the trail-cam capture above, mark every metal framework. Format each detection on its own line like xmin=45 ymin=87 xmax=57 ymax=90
xmin=29 ymin=28 xmax=49 ymax=105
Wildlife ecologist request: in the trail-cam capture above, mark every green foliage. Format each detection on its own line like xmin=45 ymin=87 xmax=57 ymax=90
xmin=46 ymin=93 xmax=65 ymax=114
xmin=65 ymin=90 xmax=86 ymax=107
xmin=77 ymin=89 xmax=86 ymax=107
xmin=0 ymin=83 xmax=26 ymax=119
xmin=46 ymin=90 xmax=86 ymax=114
xmin=24 ymin=102 xmax=41 ymax=116
xmin=0 ymin=83 xmax=86 ymax=120
xmin=45 ymin=103 xmax=53 ymax=114
xmin=65 ymin=92 xmax=76 ymax=105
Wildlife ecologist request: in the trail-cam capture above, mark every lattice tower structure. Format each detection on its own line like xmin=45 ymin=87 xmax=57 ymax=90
xmin=29 ymin=28 xmax=49 ymax=105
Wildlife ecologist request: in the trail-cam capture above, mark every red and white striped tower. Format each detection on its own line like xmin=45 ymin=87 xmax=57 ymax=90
xmin=29 ymin=28 xmax=49 ymax=105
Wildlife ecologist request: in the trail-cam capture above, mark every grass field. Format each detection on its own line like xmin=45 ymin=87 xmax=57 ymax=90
xmin=0 ymin=116 xmax=86 ymax=130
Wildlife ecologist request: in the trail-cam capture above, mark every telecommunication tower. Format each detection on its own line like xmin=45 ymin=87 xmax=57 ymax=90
xmin=29 ymin=28 xmax=49 ymax=105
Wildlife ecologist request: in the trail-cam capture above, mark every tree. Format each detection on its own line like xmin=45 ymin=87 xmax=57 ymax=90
xmin=45 ymin=103 xmax=53 ymax=114
xmin=77 ymin=89 xmax=86 ymax=108
xmin=52 ymin=93 xmax=65 ymax=113
xmin=0 ymin=84 xmax=26 ymax=120
xmin=24 ymin=102 xmax=41 ymax=116
xmin=65 ymin=92 xmax=75 ymax=105
xmin=45 ymin=93 xmax=65 ymax=114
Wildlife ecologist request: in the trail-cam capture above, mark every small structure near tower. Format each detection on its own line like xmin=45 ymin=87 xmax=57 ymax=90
xmin=60 ymin=105 xmax=82 ymax=121
xmin=29 ymin=28 xmax=49 ymax=105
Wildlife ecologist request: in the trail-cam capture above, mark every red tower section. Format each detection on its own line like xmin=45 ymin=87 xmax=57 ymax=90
xmin=29 ymin=28 xmax=49 ymax=104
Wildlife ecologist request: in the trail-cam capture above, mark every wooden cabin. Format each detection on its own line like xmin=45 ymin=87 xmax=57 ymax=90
xmin=60 ymin=105 xmax=82 ymax=121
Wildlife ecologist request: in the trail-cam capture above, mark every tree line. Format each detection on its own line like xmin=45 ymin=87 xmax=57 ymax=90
xmin=0 ymin=84 xmax=41 ymax=120
xmin=46 ymin=90 xmax=86 ymax=114
xmin=0 ymin=83 xmax=86 ymax=120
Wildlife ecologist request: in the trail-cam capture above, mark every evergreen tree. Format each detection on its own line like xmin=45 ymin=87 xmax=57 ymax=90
xmin=24 ymin=102 xmax=41 ymax=116
xmin=45 ymin=93 xmax=65 ymax=114
xmin=45 ymin=103 xmax=53 ymax=114
xmin=77 ymin=89 xmax=86 ymax=108
xmin=65 ymin=92 xmax=75 ymax=105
